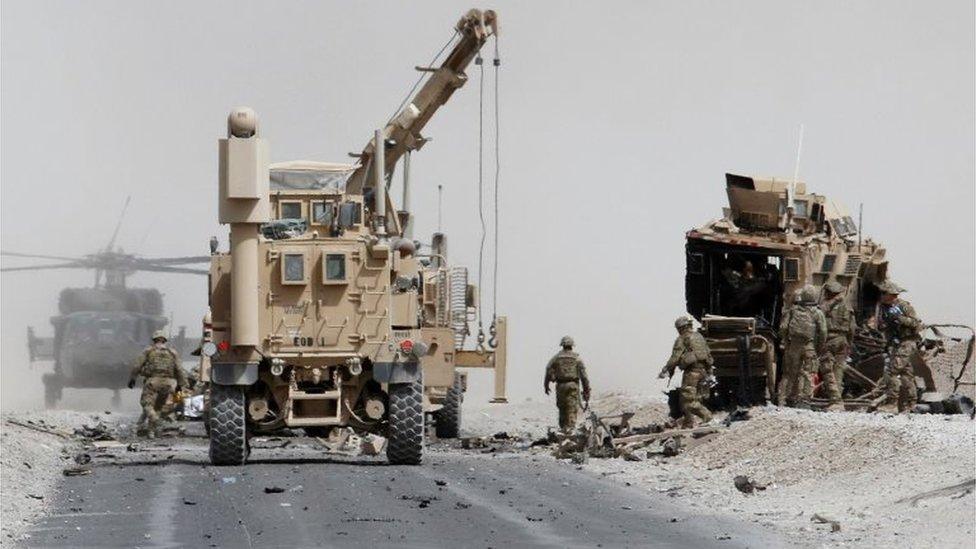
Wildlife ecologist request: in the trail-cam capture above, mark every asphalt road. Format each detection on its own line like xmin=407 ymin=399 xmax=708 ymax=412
xmin=24 ymin=430 xmax=788 ymax=548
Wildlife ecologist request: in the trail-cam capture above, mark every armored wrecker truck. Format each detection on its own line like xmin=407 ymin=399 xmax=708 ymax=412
xmin=200 ymin=9 xmax=506 ymax=465
xmin=684 ymin=173 xmax=970 ymax=408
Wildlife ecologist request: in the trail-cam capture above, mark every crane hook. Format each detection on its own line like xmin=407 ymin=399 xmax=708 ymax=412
xmin=488 ymin=320 xmax=497 ymax=349
xmin=476 ymin=327 xmax=487 ymax=354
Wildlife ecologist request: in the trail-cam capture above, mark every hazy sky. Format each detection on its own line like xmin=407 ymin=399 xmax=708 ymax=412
xmin=2 ymin=1 xmax=973 ymax=409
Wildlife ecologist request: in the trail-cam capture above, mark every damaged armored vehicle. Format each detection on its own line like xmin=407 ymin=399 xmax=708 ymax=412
xmin=684 ymin=174 xmax=973 ymax=408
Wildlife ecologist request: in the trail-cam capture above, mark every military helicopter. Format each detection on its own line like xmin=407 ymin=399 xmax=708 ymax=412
xmin=1 ymin=199 xmax=209 ymax=407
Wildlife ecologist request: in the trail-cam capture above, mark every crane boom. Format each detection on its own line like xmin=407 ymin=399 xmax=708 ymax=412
xmin=346 ymin=8 xmax=498 ymax=194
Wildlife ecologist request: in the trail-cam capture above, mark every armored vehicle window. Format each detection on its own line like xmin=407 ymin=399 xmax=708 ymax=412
xmin=821 ymin=254 xmax=836 ymax=273
xmin=784 ymin=258 xmax=799 ymax=281
xmin=282 ymin=253 xmax=307 ymax=284
xmin=687 ymin=252 xmax=704 ymax=275
xmin=338 ymin=202 xmax=361 ymax=228
xmin=280 ymin=201 xmax=303 ymax=220
xmin=792 ymin=200 xmax=808 ymax=218
xmin=324 ymin=253 xmax=347 ymax=283
xmin=311 ymin=201 xmax=334 ymax=225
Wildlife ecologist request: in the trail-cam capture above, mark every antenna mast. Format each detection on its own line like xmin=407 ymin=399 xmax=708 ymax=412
xmin=786 ymin=124 xmax=804 ymax=229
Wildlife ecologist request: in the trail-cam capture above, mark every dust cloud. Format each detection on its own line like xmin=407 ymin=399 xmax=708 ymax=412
xmin=2 ymin=1 xmax=973 ymax=410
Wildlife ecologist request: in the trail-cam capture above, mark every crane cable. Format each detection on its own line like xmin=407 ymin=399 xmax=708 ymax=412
xmin=488 ymin=36 xmax=501 ymax=348
xmin=385 ymin=30 xmax=460 ymax=126
xmin=475 ymin=49 xmax=486 ymax=350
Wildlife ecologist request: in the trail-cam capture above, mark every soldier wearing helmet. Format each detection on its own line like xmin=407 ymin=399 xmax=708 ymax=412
xmin=128 ymin=330 xmax=188 ymax=438
xmin=544 ymin=335 xmax=590 ymax=432
xmin=819 ymin=281 xmax=855 ymax=410
xmin=658 ymin=316 xmax=714 ymax=427
xmin=778 ymin=285 xmax=828 ymax=409
xmin=876 ymin=280 xmax=922 ymax=413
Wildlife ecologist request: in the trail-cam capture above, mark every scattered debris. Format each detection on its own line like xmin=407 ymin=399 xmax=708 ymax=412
xmin=661 ymin=437 xmax=682 ymax=457
xmin=25 ymin=494 xmax=43 ymax=500
xmin=722 ymin=408 xmax=751 ymax=426
xmin=455 ymin=502 xmax=471 ymax=510
xmin=73 ymin=453 xmax=92 ymax=465
xmin=74 ymin=422 xmax=115 ymax=441
xmin=263 ymin=486 xmax=286 ymax=494
xmin=183 ymin=498 xmax=197 ymax=506
xmin=92 ymin=440 xmax=125 ymax=449
xmin=811 ymin=513 xmax=841 ymax=532
xmin=6 ymin=419 xmax=71 ymax=439
xmin=434 ymin=479 xmax=448 ymax=486
xmin=62 ymin=467 xmax=92 ymax=477
xmin=895 ymin=478 xmax=975 ymax=506
xmin=221 ymin=477 xmax=237 ymax=484
xmin=733 ymin=475 xmax=756 ymax=494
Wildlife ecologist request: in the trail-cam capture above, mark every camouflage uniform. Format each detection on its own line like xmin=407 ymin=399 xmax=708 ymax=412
xmin=778 ymin=286 xmax=827 ymax=408
xmin=544 ymin=337 xmax=590 ymax=432
xmin=659 ymin=317 xmax=714 ymax=427
xmin=878 ymin=287 xmax=922 ymax=413
xmin=128 ymin=332 xmax=187 ymax=437
xmin=819 ymin=282 xmax=854 ymax=407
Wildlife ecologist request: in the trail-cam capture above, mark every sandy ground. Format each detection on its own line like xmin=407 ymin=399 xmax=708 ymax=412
xmin=0 ymin=410 xmax=122 ymax=543
xmin=464 ymin=392 xmax=976 ymax=549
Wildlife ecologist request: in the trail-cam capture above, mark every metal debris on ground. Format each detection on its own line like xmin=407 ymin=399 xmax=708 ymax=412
xmin=62 ymin=467 xmax=92 ymax=477
xmin=811 ymin=513 xmax=842 ymax=532
xmin=74 ymin=422 xmax=115 ymax=441
xmin=263 ymin=486 xmax=286 ymax=494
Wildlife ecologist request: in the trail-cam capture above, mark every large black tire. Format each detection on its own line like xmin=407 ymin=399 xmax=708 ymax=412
xmin=434 ymin=373 xmax=463 ymax=439
xmin=209 ymin=385 xmax=249 ymax=466
xmin=387 ymin=380 xmax=424 ymax=465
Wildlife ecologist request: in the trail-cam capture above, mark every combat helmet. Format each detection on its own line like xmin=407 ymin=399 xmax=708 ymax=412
xmin=152 ymin=330 xmax=168 ymax=342
xmin=799 ymin=285 xmax=818 ymax=305
xmin=559 ymin=335 xmax=574 ymax=348
xmin=824 ymin=280 xmax=844 ymax=295
xmin=674 ymin=316 xmax=693 ymax=330
xmin=878 ymin=280 xmax=905 ymax=295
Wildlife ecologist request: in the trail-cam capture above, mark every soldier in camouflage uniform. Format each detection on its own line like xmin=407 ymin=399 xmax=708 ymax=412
xmin=544 ymin=336 xmax=590 ymax=432
xmin=778 ymin=285 xmax=827 ymax=409
xmin=818 ymin=281 xmax=853 ymax=411
xmin=876 ymin=280 xmax=922 ymax=413
xmin=658 ymin=316 xmax=714 ymax=427
xmin=127 ymin=330 xmax=188 ymax=438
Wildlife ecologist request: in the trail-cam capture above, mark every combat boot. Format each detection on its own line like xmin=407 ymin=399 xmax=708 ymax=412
xmin=825 ymin=402 xmax=845 ymax=412
xmin=876 ymin=403 xmax=898 ymax=413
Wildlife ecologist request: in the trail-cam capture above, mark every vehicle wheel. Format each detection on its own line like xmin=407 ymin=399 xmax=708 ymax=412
xmin=387 ymin=380 xmax=424 ymax=465
xmin=434 ymin=373 xmax=463 ymax=438
xmin=43 ymin=376 xmax=61 ymax=409
xmin=209 ymin=385 xmax=249 ymax=465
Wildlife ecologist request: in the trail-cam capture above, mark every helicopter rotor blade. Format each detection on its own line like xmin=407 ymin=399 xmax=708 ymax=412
xmin=0 ymin=263 xmax=86 ymax=273
xmin=1 ymin=251 xmax=83 ymax=262
xmin=134 ymin=256 xmax=211 ymax=265
xmin=132 ymin=265 xmax=209 ymax=275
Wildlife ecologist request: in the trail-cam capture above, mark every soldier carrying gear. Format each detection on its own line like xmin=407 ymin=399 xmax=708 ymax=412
xmin=876 ymin=280 xmax=922 ymax=413
xmin=818 ymin=281 xmax=854 ymax=411
xmin=778 ymin=285 xmax=828 ymax=409
xmin=658 ymin=316 xmax=714 ymax=427
xmin=127 ymin=330 xmax=188 ymax=438
xmin=544 ymin=335 xmax=590 ymax=432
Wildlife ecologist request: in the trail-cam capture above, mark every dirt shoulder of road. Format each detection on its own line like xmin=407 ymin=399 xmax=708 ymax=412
xmin=463 ymin=392 xmax=976 ymax=549
xmin=0 ymin=410 xmax=120 ymax=544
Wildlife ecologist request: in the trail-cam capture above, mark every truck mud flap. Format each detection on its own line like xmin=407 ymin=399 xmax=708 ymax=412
xmin=211 ymin=363 xmax=259 ymax=386
xmin=373 ymin=361 xmax=421 ymax=384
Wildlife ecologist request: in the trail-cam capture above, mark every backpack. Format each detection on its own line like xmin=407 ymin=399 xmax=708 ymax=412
xmin=787 ymin=306 xmax=817 ymax=343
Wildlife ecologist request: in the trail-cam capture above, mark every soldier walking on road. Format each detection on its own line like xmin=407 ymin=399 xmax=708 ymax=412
xmin=658 ymin=316 xmax=714 ymax=427
xmin=877 ymin=280 xmax=923 ymax=413
xmin=544 ymin=336 xmax=590 ymax=432
xmin=128 ymin=330 xmax=188 ymax=438
xmin=819 ymin=281 xmax=853 ymax=411
xmin=778 ymin=285 xmax=828 ymax=409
